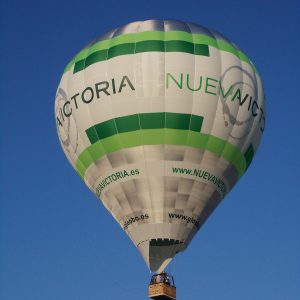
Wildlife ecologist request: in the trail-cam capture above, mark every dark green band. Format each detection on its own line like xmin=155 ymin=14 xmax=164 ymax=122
xmin=74 ymin=40 xmax=209 ymax=73
xmin=86 ymin=112 xmax=204 ymax=144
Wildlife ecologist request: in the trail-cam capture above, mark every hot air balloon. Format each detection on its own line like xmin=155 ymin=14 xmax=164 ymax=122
xmin=55 ymin=20 xmax=265 ymax=299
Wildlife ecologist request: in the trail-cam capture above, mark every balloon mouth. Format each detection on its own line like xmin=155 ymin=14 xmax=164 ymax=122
xmin=126 ymin=222 xmax=197 ymax=273
xmin=149 ymin=239 xmax=186 ymax=273
xmin=137 ymin=238 xmax=187 ymax=273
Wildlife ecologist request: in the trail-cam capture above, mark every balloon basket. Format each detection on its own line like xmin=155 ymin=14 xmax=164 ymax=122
xmin=148 ymin=273 xmax=176 ymax=300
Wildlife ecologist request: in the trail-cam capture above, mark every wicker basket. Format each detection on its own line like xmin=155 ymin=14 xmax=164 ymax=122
xmin=148 ymin=283 xmax=176 ymax=300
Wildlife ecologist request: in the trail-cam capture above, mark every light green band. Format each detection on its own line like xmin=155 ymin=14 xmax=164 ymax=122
xmin=64 ymin=30 xmax=257 ymax=74
xmin=75 ymin=129 xmax=247 ymax=179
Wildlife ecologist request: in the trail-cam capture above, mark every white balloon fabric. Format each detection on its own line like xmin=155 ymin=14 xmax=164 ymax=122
xmin=55 ymin=20 xmax=265 ymax=273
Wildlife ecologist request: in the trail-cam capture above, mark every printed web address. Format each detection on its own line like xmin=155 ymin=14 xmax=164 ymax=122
xmin=171 ymin=167 xmax=227 ymax=195
xmin=123 ymin=213 xmax=200 ymax=230
xmin=169 ymin=213 xmax=200 ymax=228
xmin=95 ymin=168 xmax=140 ymax=197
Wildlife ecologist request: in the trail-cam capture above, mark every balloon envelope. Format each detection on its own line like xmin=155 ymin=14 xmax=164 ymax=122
xmin=55 ymin=20 xmax=265 ymax=272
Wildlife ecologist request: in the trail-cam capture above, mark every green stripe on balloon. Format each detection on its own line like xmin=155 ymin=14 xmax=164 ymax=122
xmin=76 ymin=129 xmax=247 ymax=180
xmin=73 ymin=40 xmax=209 ymax=73
xmin=64 ymin=30 xmax=256 ymax=74
xmin=244 ymin=144 xmax=254 ymax=170
xmin=85 ymin=113 xmax=203 ymax=144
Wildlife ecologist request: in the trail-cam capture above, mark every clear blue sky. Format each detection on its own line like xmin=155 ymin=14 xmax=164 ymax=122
xmin=1 ymin=0 xmax=299 ymax=299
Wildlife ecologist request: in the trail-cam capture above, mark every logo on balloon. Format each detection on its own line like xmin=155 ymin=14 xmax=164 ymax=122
xmin=220 ymin=66 xmax=265 ymax=141
xmin=55 ymin=88 xmax=78 ymax=154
